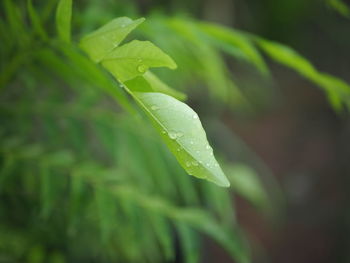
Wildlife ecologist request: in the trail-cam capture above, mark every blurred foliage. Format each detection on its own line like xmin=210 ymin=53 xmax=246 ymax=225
xmin=327 ymin=0 xmax=350 ymax=18
xmin=0 ymin=0 xmax=349 ymax=263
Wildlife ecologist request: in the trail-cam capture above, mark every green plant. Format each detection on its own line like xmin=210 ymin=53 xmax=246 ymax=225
xmin=1 ymin=1 xmax=349 ymax=263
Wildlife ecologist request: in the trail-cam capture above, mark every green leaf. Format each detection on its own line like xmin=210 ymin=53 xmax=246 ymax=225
xmin=126 ymin=90 xmax=230 ymax=187
xmin=80 ymin=17 xmax=145 ymax=62
xmin=124 ymin=71 xmax=187 ymax=101
xmin=3 ymin=0 xmax=29 ymax=46
xmin=198 ymin=22 xmax=268 ymax=74
xmin=226 ymin=164 xmax=269 ymax=209
xmin=173 ymin=209 xmax=250 ymax=263
xmin=255 ymin=38 xmax=350 ymax=110
xmin=27 ymin=0 xmax=48 ymax=40
xmin=113 ymin=186 xmax=246 ymax=262
xmin=102 ymin=40 xmax=177 ymax=82
xmin=56 ymin=44 xmax=134 ymax=113
xmin=327 ymin=0 xmax=350 ymax=17
xmin=55 ymin=0 xmax=72 ymax=43
xmin=147 ymin=213 xmax=174 ymax=261
xmin=175 ymin=223 xmax=199 ymax=263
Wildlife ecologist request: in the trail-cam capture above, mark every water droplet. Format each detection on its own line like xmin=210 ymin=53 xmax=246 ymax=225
xmin=190 ymin=141 xmax=194 ymax=145
xmin=192 ymin=161 xmax=199 ymax=166
xmin=177 ymin=148 xmax=182 ymax=152
xmin=176 ymin=132 xmax=184 ymax=138
xmin=161 ymin=130 xmax=166 ymax=134
xmin=137 ymin=64 xmax=147 ymax=73
xmin=196 ymin=150 xmax=200 ymax=154
xmin=205 ymin=144 xmax=210 ymax=150
xmin=192 ymin=114 xmax=198 ymax=119
xmin=185 ymin=161 xmax=191 ymax=167
xmin=210 ymin=152 xmax=213 ymax=156
xmin=214 ymin=163 xmax=219 ymax=167
xmin=206 ymin=163 xmax=211 ymax=167
xmin=151 ymin=105 xmax=159 ymax=110
xmin=168 ymin=131 xmax=177 ymax=140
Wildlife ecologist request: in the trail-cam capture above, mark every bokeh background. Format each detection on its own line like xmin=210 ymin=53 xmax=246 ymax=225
xmin=1 ymin=0 xmax=350 ymax=263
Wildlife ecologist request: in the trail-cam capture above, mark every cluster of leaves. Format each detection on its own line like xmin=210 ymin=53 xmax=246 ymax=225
xmin=1 ymin=0 xmax=349 ymax=263
xmin=0 ymin=0 xmax=270 ymax=263
xmin=138 ymin=14 xmax=350 ymax=112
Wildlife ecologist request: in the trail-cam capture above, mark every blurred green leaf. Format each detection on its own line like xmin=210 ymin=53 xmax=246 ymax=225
xmin=56 ymin=0 xmax=72 ymax=42
xmin=226 ymin=164 xmax=269 ymax=209
xmin=172 ymin=209 xmax=250 ymax=263
xmin=3 ymin=0 xmax=29 ymax=46
xmin=124 ymin=71 xmax=187 ymax=101
xmin=255 ymin=37 xmax=350 ymax=110
xmin=143 ymin=71 xmax=187 ymax=101
xmin=27 ymin=0 xmax=48 ymax=40
xmin=327 ymin=0 xmax=350 ymax=17
xmin=58 ymin=44 xmax=134 ymax=113
xmin=102 ymin=40 xmax=177 ymax=82
xmin=199 ymin=22 xmax=268 ymax=74
xmin=80 ymin=17 xmax=145 ymax=62
xmin=27 ymin=245 xmax=45 ymax=263
xmin=176 ymin=223 xmax=199 ymax=263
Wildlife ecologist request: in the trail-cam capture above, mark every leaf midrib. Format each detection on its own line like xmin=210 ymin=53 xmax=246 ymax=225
xmin=125 ymin=88 xmax=215 ymax=181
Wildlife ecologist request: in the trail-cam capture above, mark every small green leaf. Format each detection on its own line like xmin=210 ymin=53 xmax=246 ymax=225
xmin=128 ymin=90 xmax=230 ymax=187
xmin=102 ymin=40 xmax=177 ymax=82
xmin=55 ymin=0 xmax=72 ymax=43
xmin=124 ymin=71 xmax=187 ymax=101
xmin=80 ymin=17 xmax=145 ymax=62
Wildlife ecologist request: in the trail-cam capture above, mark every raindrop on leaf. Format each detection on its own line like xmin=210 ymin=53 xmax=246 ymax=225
xmin=168 ymin=131 xmax=177 ymax=140
xmin=137 ymin=64 xmax=147 ymax=73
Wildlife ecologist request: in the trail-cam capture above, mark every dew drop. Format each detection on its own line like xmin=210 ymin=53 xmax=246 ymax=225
xmin=151 ymin=105 xmax=159 ymax=111
xmin=185 ymin=161 xmax=191 ymax=167
xmin=190 ymin=141 xmax=194 ymax=145
xmin=161 ymin=130 xmax=166 ymax=134
xmin=214 ymin=163 xmax=219 ymax=167
xmin=192 ymin=114 xmax=198 ymax=119
xmin=137 ymin=64 xmax=147 ymax=73
xmin=177 ymin=148 xmax=182 ymax=152
xmin=192 ymin=161 xmax=199 ymax=166
xmin=168 ymin=131 xmax=177 ymax=140
xmin=176 ymin=131 xmax=184 ymax=138
xmin=205 ymin=144 xmax=210 ymax=150
xmin=206 ymin=163 xmax=211 ymax=167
